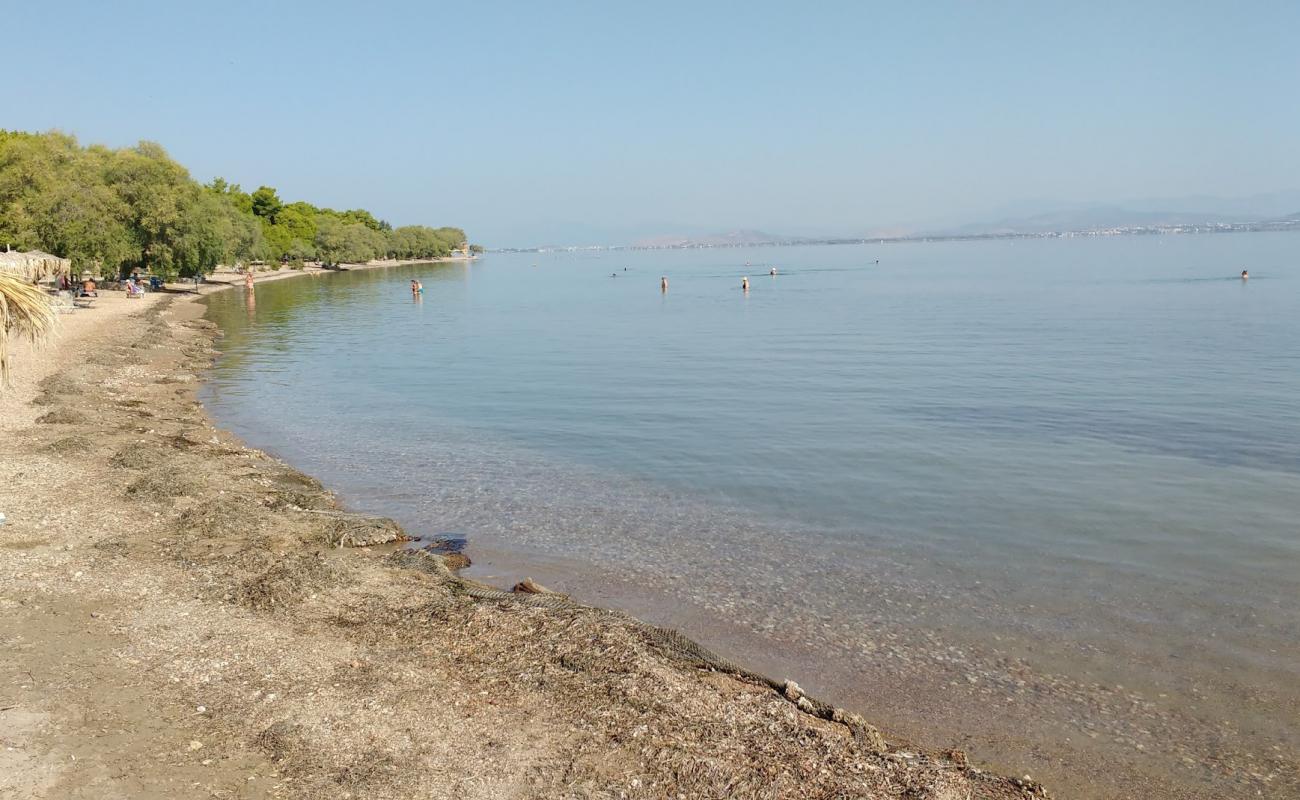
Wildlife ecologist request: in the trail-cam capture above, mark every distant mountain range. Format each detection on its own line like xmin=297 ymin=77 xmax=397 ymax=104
xmin=621 ymin=207 xmax=1300 ymax=250
xmin=631 ymin=229 xmax=801 ymax=248
xmin=924 ymin=206 xmax=1249 ymax=237
xmin=496 ymin=194 xmax=1300 ymax=251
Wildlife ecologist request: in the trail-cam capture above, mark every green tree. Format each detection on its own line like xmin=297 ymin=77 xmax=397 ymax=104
xmin=32 ymin=171 xmax=136 ymax=276
xmin=0 ymin=130 xmax=471 ymax=278
xmin=339 ymin=207 xmax=386 ymax=231
xmin=277 ymin=201 xmax=318 ymax=245
xmin=313 ymin=215 xmax=347 ymax=265
xmin=0 ymin=130 xmax=73 ymax=251
xmin=103 ymin=141 xmax=198 ymax=277
xmin=261 ymin=219 xmax=294 ymax=261
xmin=207 ymin=177 xmax=254 ymax=215
xmin=250 ymin=185 xmax=282 ymax=221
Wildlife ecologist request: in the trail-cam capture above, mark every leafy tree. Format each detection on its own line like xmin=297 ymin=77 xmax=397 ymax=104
xmin=339 ymin=207 xmax=386 ymax=231
xmin=316 ymin=216 xmax=386 ymax=264
xmin=250 ymin=185 xmax=282 ymax=221
xmin=103 ymin=141 xmax=198 ymax=277
xmin=32 ymin=171 xmax=136 ymax=275
xmin=207 ymin=177 xmax=254 ymax=215
xmin=276 ymin=201 xmax=318 ymax=246
xmin=0 ymin=130 xmax=471 ymax=278
xmin=313 ymin=215 xmax=347 ymax=265
xmin=0 ymin=130 xmax=73 ymax=251
xmin=261 ymin=219 xmax=294 ymax=261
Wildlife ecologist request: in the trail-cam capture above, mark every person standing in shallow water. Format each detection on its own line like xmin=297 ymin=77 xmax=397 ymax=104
xmin=244 ymin=270 xmax=254 ymax=291
xmin=660 ymin=276 xmax=668 ymax=291
xmin=741 ymin=276 xmax=749 ymax=292
xmin=1241 ymin=270 xmax=1249 ymax=280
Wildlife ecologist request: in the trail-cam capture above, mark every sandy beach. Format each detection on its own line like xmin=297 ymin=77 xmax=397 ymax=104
xmin=201 ymin=255 xmax=476 ymax=287
xmin=0 ymin=283 xmax=1041 ymax=798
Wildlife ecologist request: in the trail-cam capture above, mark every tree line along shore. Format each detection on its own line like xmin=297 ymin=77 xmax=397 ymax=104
xmin=0 ymin=130 xmax=479 ymax=280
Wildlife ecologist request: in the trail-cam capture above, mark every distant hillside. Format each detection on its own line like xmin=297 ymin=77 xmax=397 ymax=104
xmin=929 ymin=206 xmax=1257 ymax=237
xmin=632 ymin=229 xmax=804 ymax=248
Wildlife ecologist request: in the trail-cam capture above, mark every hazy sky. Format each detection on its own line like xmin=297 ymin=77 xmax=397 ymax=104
xmin=6 ymin=1 xmax=1300 ymax=246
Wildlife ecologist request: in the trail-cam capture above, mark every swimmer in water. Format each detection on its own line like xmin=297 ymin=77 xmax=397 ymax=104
xmin=1241 ymin=270 xmax=1249 ymax=280
xmin=769 ymin=267 xmax=777 ymax=276
xmin=741 ymin=276 xmax=750 ymax=291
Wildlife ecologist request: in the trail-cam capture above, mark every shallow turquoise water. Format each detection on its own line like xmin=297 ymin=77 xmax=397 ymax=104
xmin=203 ymin=233 xmax=1300 ymax=797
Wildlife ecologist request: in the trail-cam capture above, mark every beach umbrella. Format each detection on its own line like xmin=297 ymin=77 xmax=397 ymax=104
xmin=0 ymin=253 xmax=64 ymax=387
xmin=0 ymin=250 xmax=71 ymax=283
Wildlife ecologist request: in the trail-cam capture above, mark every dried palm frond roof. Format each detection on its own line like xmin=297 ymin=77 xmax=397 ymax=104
xmin=0 ymin=271 xmax=59 ymax=387
xmin=0 ymin=250 xmax=71 ymax=282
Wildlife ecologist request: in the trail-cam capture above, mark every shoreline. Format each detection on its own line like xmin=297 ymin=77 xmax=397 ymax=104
xmin=196 ymin=253 xmax=1299 ymax=800
xmin=200 ymin=254 xmax=476 ymax=288
xmin=0 ymin=287 xmax=1039 ymax=797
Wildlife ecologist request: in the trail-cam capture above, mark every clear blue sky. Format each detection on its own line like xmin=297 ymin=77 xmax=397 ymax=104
xmin=6 ymin=1 xmax=1300 ymax=246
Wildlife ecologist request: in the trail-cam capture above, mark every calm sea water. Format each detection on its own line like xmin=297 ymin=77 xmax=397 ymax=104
xmin=202 ymin=234 xmax=1300 ymax=798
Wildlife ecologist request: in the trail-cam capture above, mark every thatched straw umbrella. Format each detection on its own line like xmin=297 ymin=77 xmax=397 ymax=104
xmin=0 ymin=250 xmax=70 ymax=283
xmin=0 ymin=251 xmax=65 ymax=387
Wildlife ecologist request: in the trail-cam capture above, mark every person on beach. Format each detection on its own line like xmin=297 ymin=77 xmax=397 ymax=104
xmin=1241 ymin=270 xmax=1249 ymax=280
xmin=80 ymin=277 xmax=97 ymax=297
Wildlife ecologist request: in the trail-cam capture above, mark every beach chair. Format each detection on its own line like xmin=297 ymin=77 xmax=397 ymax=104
xmin=50 ymin=290 xmax=78 ymax=314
